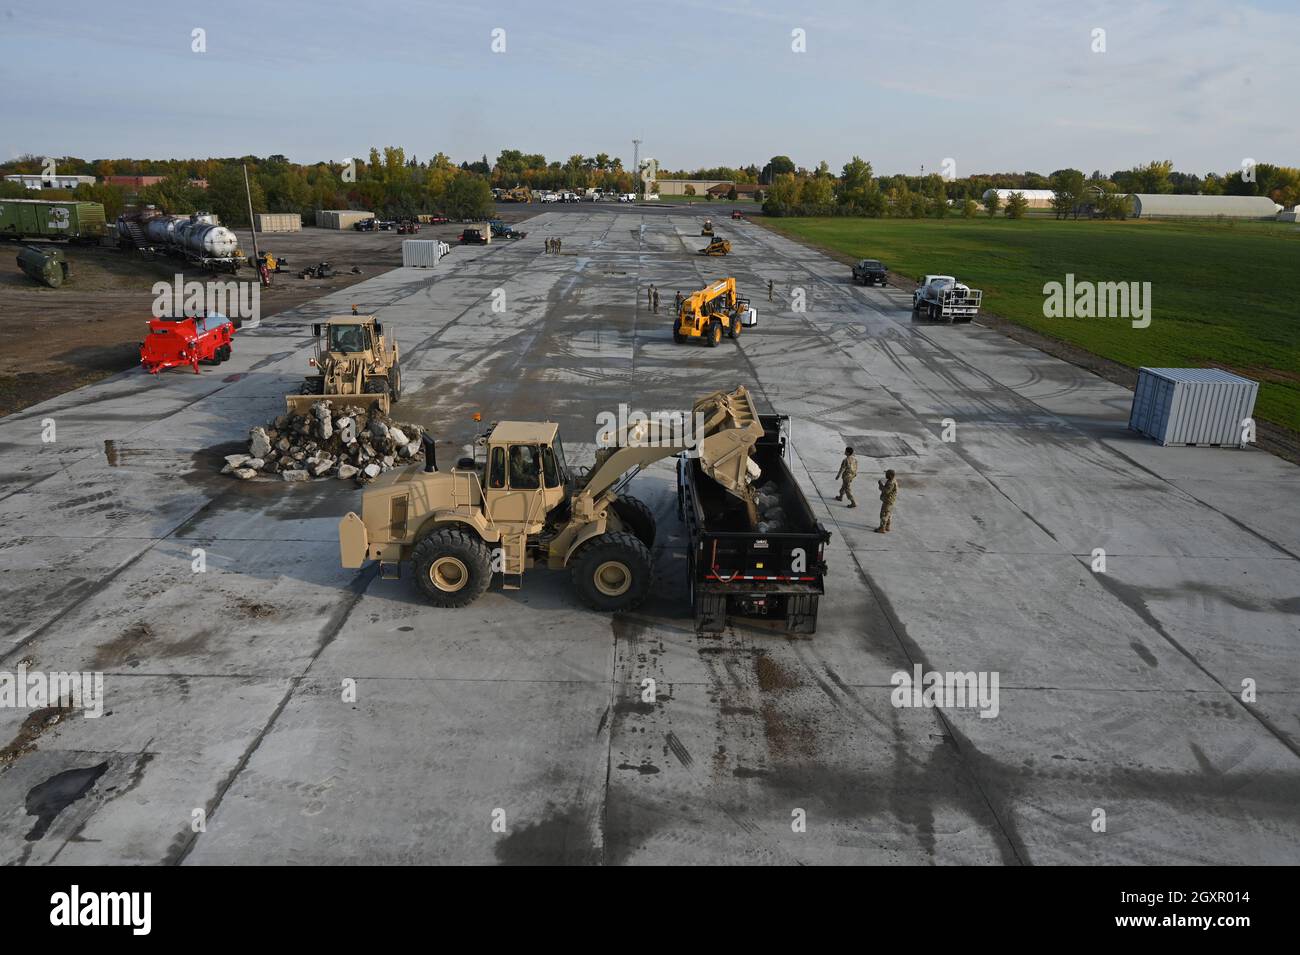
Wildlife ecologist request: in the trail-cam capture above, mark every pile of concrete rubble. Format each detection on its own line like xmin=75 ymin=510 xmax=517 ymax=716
xmin=753 ymin=481 xmax=788 ymax=534
xmin=222 ymin=400 xmax=425 ymax=483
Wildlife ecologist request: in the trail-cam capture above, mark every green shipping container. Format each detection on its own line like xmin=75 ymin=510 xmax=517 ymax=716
xmin=0 ymin=198 xmax=107 ymax=242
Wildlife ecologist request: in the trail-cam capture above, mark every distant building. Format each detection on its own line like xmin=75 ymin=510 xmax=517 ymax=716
xmin=657 ymin=179 xmax=732 ymax=197
xmin=188 ymin=179 xmax=209 ymax=190
xmin=1127 ymin=194 xmax=1281 ymax=219
xmin=706 ymin=182 xmax=762 ymax=199
xmin=5 ymin=173 xmax=97 ymax=191
xmin=103 ymin=175 xmax=168 ymax=190
xmin=981 ymin=188 xmax=1055 ymax=209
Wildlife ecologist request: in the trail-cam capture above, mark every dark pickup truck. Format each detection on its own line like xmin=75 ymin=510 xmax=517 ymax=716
xmin=678 ymin=413 xmax=831 ymax=634
xmin=851 ymin=258 xmax=888 ymax=286
xmin=460 ymin=228 xmax=488 ymax=244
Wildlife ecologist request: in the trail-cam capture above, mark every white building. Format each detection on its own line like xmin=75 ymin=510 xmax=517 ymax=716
xmin=5 ymin=173 xmax=97 ymax=191
xmin=981 ymin=188 xmax=1056 ymax=209
xmin=1127 ymin=194 xmax=1281 ymax=219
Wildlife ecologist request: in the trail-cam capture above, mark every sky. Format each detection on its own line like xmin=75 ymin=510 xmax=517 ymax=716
xmin=0 ymin=0 xmax=1295 ymax=177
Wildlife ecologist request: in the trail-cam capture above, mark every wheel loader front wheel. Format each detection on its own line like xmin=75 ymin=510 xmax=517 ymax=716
xmin=612 ymin=495 xmax=656 ymax=548
xmin=707 ymin=322 xmax=722 ymax=347
xmin=570 ymin=532 xmax=652 ymax=612
xmin=412 ymin=528 xmax=492 ymax=608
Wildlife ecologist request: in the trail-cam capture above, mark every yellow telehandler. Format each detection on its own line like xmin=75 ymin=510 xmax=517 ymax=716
xmin=286 ymin=315 xmax=401 ymax=416
xmin=339 ymin=386 xmax=765 ymax=612
xmin=673 ymin=278 xmax=744 ymax=346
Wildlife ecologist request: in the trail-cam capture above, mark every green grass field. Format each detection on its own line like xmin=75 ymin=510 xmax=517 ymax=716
xmin=763 ymin=216 xmax=1300 ymax=431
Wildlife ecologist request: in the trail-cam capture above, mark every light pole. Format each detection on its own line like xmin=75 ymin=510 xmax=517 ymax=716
xmin=632 ymin=139 xmax=641 ymax=198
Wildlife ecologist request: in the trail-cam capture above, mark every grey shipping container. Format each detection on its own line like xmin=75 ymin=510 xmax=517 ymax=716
xmin=256 ymin=213 xmax=302 ymax=233
xmin=401 ymin=239 xmax=448 ymax=267
xmin=1128 ymin=368 xmax=1259 ymax=447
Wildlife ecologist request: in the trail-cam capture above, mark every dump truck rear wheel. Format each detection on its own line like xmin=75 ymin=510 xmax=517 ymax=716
xmin=412 ymin=528 xmax=492 ymax=608
xmin=570 ymin=532 xmax=652 ymax=612
xmin=612 ymin=495 xmax=656 ymax=548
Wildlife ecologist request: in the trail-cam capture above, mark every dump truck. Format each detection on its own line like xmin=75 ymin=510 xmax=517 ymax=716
xmin=287 ymin=315 xmax=401 ymax=416
xmin=339 ymin=386 xmax=766 ymax=613
xmin=679 ymin=413 xmax=829 ymax=633
xmin=700 ymin=235 xmax=731 ymax=256
xmin=140 ymin=313 xmax=235 ymax=374
xmin=16 ymin=245 xmax=70 ymax=287
xmin=674 ymin=278 xmax=748 ymax=345
xmin=912 ymin=274 xmax=982 ymax=322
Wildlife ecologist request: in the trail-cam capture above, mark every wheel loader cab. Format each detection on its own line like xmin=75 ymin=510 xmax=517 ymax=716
xmin=326 ymin=322 xmax=372 ymax=354
xmin=481 ymin=422 xmax=568 ymax=528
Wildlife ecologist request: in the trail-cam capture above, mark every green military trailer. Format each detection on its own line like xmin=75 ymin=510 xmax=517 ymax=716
xmin=16 ymin=245 xmax=70 ymax=287
xmin=0 ymin=198 xmax=107 ymax=243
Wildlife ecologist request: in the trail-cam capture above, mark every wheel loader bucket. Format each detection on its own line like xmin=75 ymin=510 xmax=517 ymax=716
xmin=690 ymin=385 xmax=765 ymax=500
xmin=285 ymin=392 xmax=390 ymax=417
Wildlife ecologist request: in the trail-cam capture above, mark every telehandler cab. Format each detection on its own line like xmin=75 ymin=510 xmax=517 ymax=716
xmin=339 ymin=386 xmax=766 ymax=612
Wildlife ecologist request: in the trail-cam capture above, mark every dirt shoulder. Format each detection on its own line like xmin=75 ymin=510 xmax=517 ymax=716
xmin=0 ymin=223 xmax=475 ymax=418
xmin=752 ymin=217 xmax=1300 ymax=465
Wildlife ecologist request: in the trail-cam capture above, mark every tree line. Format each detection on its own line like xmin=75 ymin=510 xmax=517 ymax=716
xmin=756 ymin=157 xmax=1300 ymax=218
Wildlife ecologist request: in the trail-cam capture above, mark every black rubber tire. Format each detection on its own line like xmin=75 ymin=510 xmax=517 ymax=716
xmin=569 ymin=531 xmax=652 ymax=612
xmin=389 ymin=364 xmax=402 ymax=403
xmin=729 ymin=315 xmax=741 ymax=339
xmin=672 ymin=324 xmax=686 ymax=344
xmin=928 ymin=303 xmax=939 ymax=321
xmin=363 ymin=377 xmax=390 ymax=399
xmin=300 ymin=378 xmax=324 ymax=396
xmin=612 ymin=495 xmax=656 ymax=548
xmin=412 ymin=527 xmax=492 ymax=608
xmin=707 ymin=321 xmax=722 ymax=347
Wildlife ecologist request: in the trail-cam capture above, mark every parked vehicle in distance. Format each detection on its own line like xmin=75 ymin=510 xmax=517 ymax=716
xmin=619 ymin=193 xmax=635 ymax=202
xmin=460 ymin=227 xmax=489 ymax=244
xmin=912 ymin=274 xmax=983 ymax=322
xmin=852 ymin=259 xmax=888 ymax=286
xmin=731 ymin=210 xmax=744 ymax=220
xmin=397 ymin=221 xmax=420 ymax=234
xmin=376 ymin=220 xmax=395 ymax=231
xmin=354 ymin=218 xmax=377 ymax=232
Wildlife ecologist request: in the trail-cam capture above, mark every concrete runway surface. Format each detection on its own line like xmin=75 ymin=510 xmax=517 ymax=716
xmin=1 ymin=208 xmax=1297 ymax=865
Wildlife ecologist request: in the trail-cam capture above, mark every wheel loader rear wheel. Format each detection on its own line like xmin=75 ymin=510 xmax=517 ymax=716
xmin=570 ymin=532 xmax=652 ymax=612
xmin=672 ymin=324 xmax=686 ymax=344
xmin=412 ymin=527 xmax=492 ymax=608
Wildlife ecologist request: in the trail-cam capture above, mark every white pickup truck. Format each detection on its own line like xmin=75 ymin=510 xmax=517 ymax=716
xmin=912 ymin=274 xmax=982 ymax=323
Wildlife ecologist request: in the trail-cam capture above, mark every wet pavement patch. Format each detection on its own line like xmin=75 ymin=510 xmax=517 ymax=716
xmin=25 ymin=761 xmax=109 ymax=841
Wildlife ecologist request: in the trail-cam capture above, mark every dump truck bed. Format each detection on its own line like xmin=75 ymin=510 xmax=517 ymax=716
xmin=678 ymin=413 xmax=830 ymax=633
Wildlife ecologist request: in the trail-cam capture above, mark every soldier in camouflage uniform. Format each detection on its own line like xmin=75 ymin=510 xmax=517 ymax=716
xmin=876 ymin=469 xmax=898 ymax=532
xmin=834 ymin=446 xmax=858 ymax=507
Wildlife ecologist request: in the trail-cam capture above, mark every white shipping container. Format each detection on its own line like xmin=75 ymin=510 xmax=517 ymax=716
xmin=402 ymin=239 xmax=449 ymax=268
xmin=1129 ymin=368 xmax=1259 ymax=447
xmin=256 ymin=213 xmax=302 ymax=233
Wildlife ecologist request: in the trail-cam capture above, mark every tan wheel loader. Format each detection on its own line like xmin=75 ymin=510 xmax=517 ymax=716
xmin=339 ymin=386 xmax=765 ymax=612
xmin=286 ymin=315 xmax=401 ymax=416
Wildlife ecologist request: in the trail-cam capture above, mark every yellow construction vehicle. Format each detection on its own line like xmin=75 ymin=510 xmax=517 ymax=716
xmin=701 ymin=218 xmax=714 ymax=236
xmin=503 ymin=186 xmax=532 ymax=203
xmin=339 ymin=386 xmax=765 ymax=612
xmin=700 ymin=235 xmax=730 ymax=256
xmin=673 ymin=278 xmax=744 ymax=346
xmin=286 ymin=315 xmax=401 ymax=416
